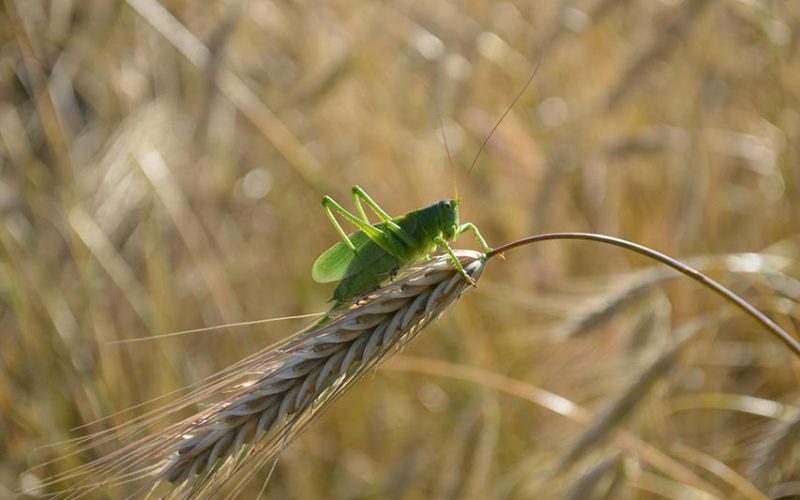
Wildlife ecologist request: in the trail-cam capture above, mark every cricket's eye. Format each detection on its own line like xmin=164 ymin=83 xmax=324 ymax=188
xmin=443 ymin=201 xmax=452 ymax=209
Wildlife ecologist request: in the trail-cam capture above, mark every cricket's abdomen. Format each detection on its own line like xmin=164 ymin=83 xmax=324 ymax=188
xmin=331 ymin=251 xmax=402 ymax=303
xmin=331 ymin=209 xmax=441 ymax=304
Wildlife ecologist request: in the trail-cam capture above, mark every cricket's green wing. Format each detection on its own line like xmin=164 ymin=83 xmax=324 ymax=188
xmin=312 ymin=213 xmax=422 ymax=284
xmin=312 ymin=230 xmax=384 ymax=283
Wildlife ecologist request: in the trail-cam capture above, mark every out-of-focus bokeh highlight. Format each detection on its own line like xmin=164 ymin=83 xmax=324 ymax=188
xmin=2 ymin=0 xmax=800 ymax=497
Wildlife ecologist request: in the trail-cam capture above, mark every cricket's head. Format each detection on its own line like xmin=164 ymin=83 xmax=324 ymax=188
xmin=436 ymin=199 xmax=460 ymax=240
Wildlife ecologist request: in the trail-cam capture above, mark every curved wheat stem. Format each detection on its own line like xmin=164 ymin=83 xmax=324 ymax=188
xmin=49 ymin=250 xmax=485 ymax=499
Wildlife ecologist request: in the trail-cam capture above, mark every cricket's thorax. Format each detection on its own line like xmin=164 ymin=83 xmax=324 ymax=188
xmin=394 ymin=199 xmax=459 ymax=257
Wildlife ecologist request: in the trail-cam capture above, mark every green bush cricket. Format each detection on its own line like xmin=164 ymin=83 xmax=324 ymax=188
xmin=312 ymin=66 xmax=539 ymax=306
xmin=312 ymin=188 xmax=490 ymax=304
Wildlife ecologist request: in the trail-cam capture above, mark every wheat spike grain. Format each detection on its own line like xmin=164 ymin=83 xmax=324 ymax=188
xmin=46 ymin=250 xmax=486 ymax=499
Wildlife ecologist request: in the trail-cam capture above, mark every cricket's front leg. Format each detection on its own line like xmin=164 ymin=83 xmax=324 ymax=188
xmin=457 ymin=223 xmax=492 ymax=255
xmin=434 ymin=236 xmax=476 ymax=286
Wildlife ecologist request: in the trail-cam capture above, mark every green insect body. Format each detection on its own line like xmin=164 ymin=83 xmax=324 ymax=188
xmin=312 ymin=186 xmax=490 ymax=305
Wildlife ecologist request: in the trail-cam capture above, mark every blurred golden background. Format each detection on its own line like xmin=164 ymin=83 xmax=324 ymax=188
xmin=2 ymin=0 xmax=800 ymax=498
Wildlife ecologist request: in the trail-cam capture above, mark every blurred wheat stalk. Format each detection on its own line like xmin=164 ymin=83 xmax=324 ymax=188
xmin=43 ymin=251 xmax=485 ymax=499
xmin=4 ymin=0 xmax=800 ymax=497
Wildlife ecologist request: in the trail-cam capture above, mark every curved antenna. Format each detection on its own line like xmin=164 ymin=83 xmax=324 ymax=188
xmin=466 ymin=58 xmax=542 ymax=179
xmin=433 ymin=98 xmax=459 ymax=201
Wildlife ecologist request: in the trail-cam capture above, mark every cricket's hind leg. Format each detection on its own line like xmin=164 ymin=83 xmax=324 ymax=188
xmin=351 ymin=186 xmax=417 ymax=248
xmin=321 ymin=195 xmax=392 ymax=253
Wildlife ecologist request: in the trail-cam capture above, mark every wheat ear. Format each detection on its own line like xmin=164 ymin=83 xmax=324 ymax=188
xmin=50 ymin=250 xmax=485 ymax=499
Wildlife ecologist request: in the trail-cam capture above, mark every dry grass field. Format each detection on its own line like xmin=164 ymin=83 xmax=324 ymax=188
xmin=2 ymin=0 xmax=800 ymax=498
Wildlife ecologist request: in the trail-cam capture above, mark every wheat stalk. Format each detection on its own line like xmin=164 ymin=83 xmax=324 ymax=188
xmin=557 ymin=268 xmax=668 ymax=339
xmin=749 ymin=411 xmax=800 ymax=492
xmin=554 ymin=318 xmax=708 ymax=474
xmin=565 ymin=453 xmax=625 ymax=500
xmin=49 ymin=250 xmax=486 ymax=499
xmin=43 ymin=233 xmax=800 ymax=498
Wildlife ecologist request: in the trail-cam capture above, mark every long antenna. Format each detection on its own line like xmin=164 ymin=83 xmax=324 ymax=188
xmin=466 ymin=58 xmax=542 ymax=179
xmin=433 ymin=98 xmax=459 ymax=201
